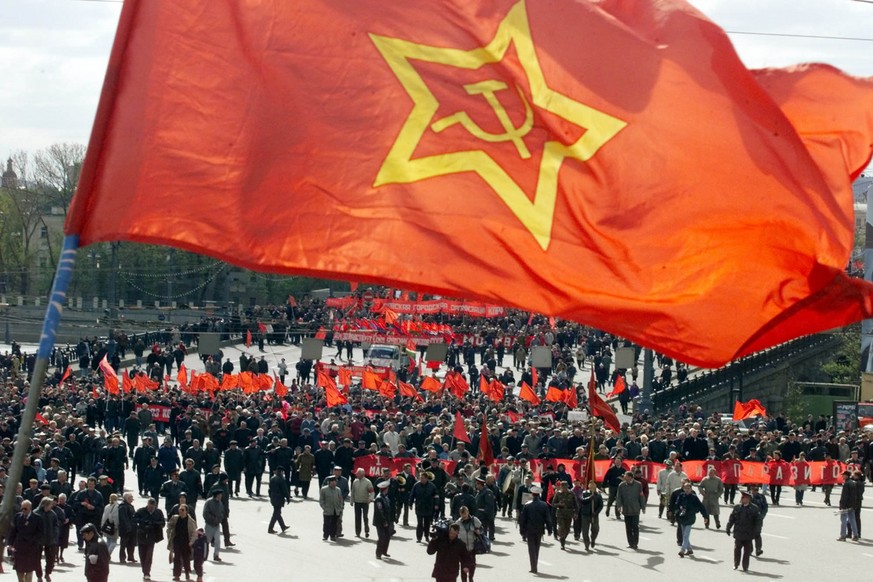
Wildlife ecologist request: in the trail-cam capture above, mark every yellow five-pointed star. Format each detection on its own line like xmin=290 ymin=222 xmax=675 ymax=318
xmin=369 ymin=0 xmax=626 ymax=251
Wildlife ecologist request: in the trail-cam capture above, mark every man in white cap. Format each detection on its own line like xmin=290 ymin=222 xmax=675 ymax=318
xmin=518 ymin=484 xmax=552 ymax=574
xmin=373 ymin=480 xmax=394 ymax=559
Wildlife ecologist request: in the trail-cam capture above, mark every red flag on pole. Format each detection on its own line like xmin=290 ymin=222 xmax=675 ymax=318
xmin=177 ymin=363 xmax=188 ymax=387
xmin=488 ymin=379 xmax=505 ymax=402
xmin=563 ymin=386 xmax=578 ymax=409
xmin=420 ymin=376 xmax=442 ymax=393
xmin=581 ymin=436 xmax=597 ymax=487
xmin=453 ymin=411 xmax=470 ymax=444
xmin=245 ymin=329 xmax=252 ymax=348
xmin=478 ymin=418 xmax=494 ymax=466
xmin=545 ymin=386 xmax=564 ymax=402
xmin=519 ymin=381 xmax=540 ymax=405
xmin=59 ymin=366 xmax=72 ymax=391
xmin=588 ymin=382 xmax=620 ymax=434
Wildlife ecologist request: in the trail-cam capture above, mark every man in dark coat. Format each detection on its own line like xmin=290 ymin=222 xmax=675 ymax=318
xmin=133 ymin=437 xmax=157 ymax=496
xmin=134 ymin=497 xmax=165 ymax=580
xmin=243 ymin=440 xmax=263 ymax=497
xmin=8 ymin=500 xmax=43 ymax=580
xmin=76 ymin=476 xmax=105 ymax=529
xmin=160 ymin=469 xmax=186 ymax=514
xmin=223 ymin=441 xmax=244 ymax=496
xmin=118 ymin=492 xmax=138 ymax=564
xmin=268 ymin=467 xmax=291 ymax=534
xmin=519 ymin=484 xmax=553 ymax=574
xmin=410 ymin=471 xmax=439 ymax=543
xmin=726 ymin=489 xmax=762 ymax=572
xmin=178 ymin=459 xmax=204 ymax=512
xmin=426 ymin=523 xmax=473 ymax=582
xmin=34 ymin=496 xmax=59 ymax=581
xmin=373 ymin=480 xmax=394 ymax=559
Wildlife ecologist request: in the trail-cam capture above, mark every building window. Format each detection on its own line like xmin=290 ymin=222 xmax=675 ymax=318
xmin=39 ymin=225 xmax=48 ymax=239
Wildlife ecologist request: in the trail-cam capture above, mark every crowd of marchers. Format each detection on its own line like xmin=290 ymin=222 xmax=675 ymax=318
xmin=0 ymin=298 xmax=867 ymax=580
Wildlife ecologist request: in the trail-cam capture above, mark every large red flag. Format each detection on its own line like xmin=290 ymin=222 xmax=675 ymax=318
xmin=588 ymin=382 xmax=620 ymax=434
xmin=66 ymin=0 xmax=873 ymax=367
xmin=519 ymin=381 xmax=540 ymax=405
xmin=453 ymin=411 xmax=470 ymax=444
xmin=478 ymin=418 xmax=494 ymax=467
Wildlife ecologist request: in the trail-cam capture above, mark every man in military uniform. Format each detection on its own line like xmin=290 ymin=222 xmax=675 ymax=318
xmin=551 ymin=479 xmax=578 ymax=550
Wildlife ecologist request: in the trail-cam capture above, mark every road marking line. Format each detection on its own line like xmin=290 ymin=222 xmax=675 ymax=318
xmin=766 ymin=513 xmax=795 ymax=519
xmin=695 ymin=555 xmax=718 ymax=562
xmin=540 ymin=561 xmax=553 ymax=566
xmin=639 ymin=536 xmax=652 ymax=541
xmin=862 ymin=553 xmax=873 ymax=558
xmin=762 ymin=533 xmax=788 ymax=539
xmin=368 ymin=561 xmax=382 ymax=568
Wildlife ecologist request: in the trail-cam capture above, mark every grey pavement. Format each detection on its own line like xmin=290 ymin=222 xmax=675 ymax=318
xmin=22 ymin=467 xmax=873 ymax=582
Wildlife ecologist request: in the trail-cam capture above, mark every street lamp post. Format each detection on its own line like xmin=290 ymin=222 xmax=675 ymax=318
xmin=0 ymin=303 xmax=9 ymax=345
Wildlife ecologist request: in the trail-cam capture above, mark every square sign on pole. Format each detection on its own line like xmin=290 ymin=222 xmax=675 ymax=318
xmin=301 ymin=338 xmax=324 ymax=360
xmin=425 ymin=343 xmax=448 ymax=363
xmin=531 ymin=346 xmax=552 ymax=369
xmin=615 ymin=347 xmax=636 ymax=370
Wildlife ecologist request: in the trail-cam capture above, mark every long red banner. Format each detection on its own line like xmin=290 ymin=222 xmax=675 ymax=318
xmin=325 ymin=297 xmax=506 ymax=317
xmin=352 ymin=455 xmax=847 ymax=486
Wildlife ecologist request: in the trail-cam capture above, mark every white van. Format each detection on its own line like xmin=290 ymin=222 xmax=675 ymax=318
xmin=366 ymin=344 xmax=407 ymax=370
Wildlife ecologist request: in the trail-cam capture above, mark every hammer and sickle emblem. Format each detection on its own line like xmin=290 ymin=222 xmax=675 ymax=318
xmin=431 ymin=80 xmax=534 ymax=159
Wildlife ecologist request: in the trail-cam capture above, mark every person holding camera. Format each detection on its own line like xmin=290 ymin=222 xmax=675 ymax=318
xmin=427 ymin=522 xmax=473 ymax=582
xmin=81 ymin=523 xmax=110 ymax=582
xmin=454 ymin=506 xmax=482 ymax=582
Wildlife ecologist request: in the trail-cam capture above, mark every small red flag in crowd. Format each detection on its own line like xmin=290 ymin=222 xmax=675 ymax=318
xmin=453 ymin=411 xmax=470 ymax=444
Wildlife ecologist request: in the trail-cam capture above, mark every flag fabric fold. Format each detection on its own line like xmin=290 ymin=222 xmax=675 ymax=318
xmin=66 ymin=0 xmax=873 ymax=367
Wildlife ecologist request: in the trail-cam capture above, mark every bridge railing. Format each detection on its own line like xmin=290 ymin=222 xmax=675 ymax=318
xmin=651 ymin=333 xmax=839 ymax=412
